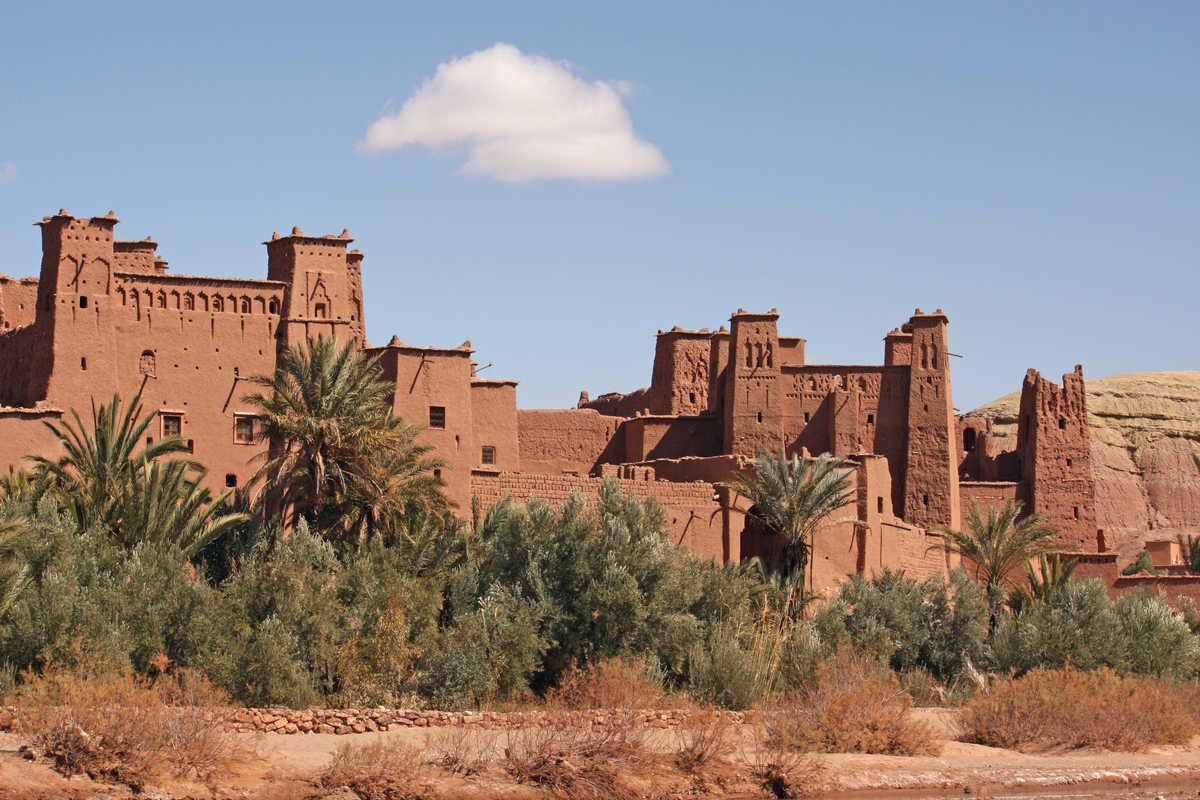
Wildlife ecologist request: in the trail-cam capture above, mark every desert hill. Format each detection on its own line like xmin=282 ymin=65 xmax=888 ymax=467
xmin=969 ymin=371 xmax=1200 ymax=560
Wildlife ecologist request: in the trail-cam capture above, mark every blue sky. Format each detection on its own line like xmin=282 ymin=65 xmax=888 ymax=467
xmin=1 ymin=1 xmax=1196 ymax=411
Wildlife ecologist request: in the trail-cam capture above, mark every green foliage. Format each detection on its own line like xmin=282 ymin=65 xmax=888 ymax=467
xmin=246 ymin=336 xmax=447 ymax=538
xmin=1008 ymin=554 xmax=1078 ymax=613
xmin=935 ymin=501 xmax=1059 ymax=604
xmin=1122 ymin=550 xmax=1159 ymax=576
xmin=1177 ymin=534 xmax=1200 ymax=575
xmin=30 ymin=393 xmax=246 ymax=558
xmin=1114 ymin=590 xmax=1200 ymax=680
xmin=724 ymin=448 xmax=857 ymax=577
xmin=992 ymin=578 xmax=1124 ymax=675
xmin=814 ymin=569 xmax=988 ymax=682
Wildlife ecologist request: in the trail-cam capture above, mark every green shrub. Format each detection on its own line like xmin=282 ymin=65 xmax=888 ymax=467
xmin=813 ymin=569 xmax=987 ymax=682
xmin=1114 ymin=590 xmax=1200 ymax=680
xmin=992 ymin=578 xmax=1123 ymax=674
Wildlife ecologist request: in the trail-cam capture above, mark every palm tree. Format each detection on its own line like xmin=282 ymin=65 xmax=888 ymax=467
xmin=30 ymin=392 xmax=246 ymax=556
xmin=30 ymin=392 xmax=193 ymax=530
xmin=344 ymin=419 xmax=448 ymax=542
xmin=1007 ymin=553 xmax=1078 ymax=612
xmin=247 ymin=336 xmax=448 ymax=537
xmin=724 ymin=448 xmax=857 ymax=584
xmin=0 ymin=508 xmax=30 ymax=618
xmin=934 ymin=500 xmax=1059 ymax=611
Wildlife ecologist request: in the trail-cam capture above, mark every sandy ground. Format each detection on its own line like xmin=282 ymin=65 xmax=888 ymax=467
xmin=5 ymin=709 xmax=1200 ymax=799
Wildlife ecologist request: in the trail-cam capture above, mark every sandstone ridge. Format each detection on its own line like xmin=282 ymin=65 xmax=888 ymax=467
xmin=969 ymin=371 xmax=1200 ymax=560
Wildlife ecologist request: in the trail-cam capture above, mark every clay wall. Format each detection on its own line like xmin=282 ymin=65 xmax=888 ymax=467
xmin=1110 ymin=575 xmax=1200 ymax=608
xmin=623 ymin=415 xmax=721 ymax=462
xmin=470 ymin=380 xmax=519 ymax=473
xmin=470 ymin=470 xmax=726 ymax=561
xmin=113 ymin=240 xmax=161 ymax=274
xmin=781 ymin=365 xmax=910 ymax=514
xmin=0 ymin=277 xmax=39 ymax=331
xmin=0 ymin=409 xmax=66 ymax=472
xmin=580 ymin=388 xmax=651 ymax=418
xmin=517 ymin=409 xmax=625 ymax=475
xmin=375 ymin=345 xmax=476 ymax=510
xmin=959 ymin=481 xmax=1021 ymax=516
xmin=648 ymin=329 xmax=713 ymax=415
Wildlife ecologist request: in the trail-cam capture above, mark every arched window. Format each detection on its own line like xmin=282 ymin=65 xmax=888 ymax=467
xmin=139 ymin=350 xmax=156 ymax=377
xmin=212 ymin=296 xmax=223 ymax=312
xmin=254 ymin=296 xmax=265 ymax=313
xmin=183 ymin=293 xmax=194 ymax=310
xmin=170 ymin=291 xmax=180 ymax=309
xmin=963 ymin=428 xmax=977 ymax=452
xmin=198 ymin=293 xmax=209 ymax=311
xmin=268 ymin=298 xmax=279 ymax=315
xmin=155 ymin=291 xmax=166 ymax=309
xmin=240 ymin=296 xmax=251 ymax=314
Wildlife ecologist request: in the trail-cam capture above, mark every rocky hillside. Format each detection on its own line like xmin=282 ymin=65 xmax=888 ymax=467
xmin=969 ymin=371 xmax=1200 ymax=560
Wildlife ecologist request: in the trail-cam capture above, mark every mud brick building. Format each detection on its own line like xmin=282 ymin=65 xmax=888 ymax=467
xmin=0 ymin=210 xmax=1126 ymax=595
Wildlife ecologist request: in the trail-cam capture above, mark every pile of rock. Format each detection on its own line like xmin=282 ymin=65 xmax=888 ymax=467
xmin=0 ymin=705 xmax=747 ymax=736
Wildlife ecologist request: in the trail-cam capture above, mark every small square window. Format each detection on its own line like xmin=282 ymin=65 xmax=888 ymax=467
xmin=429 ymin=406 xmax=446 ymax=429
xmin=481 ymin=445 xmax=496 ymax=465
xmin=225 ymin=474 xmax=238 ymax=488
xmin=803 ymin=412 xmax=810 ymax=423
xmin=867 ymin=413 xmax=875 ymax=424
xmin=234 ymin=416 xmax=254 ymax=444
xmin=162 ymin=414 xmax=182 ymax=438
xmin=433 ymin=468 xmax=442 ymax=480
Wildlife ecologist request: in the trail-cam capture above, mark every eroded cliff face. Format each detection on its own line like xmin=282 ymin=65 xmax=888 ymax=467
xmin=969 ymin=371 xmax=1200 ymax=560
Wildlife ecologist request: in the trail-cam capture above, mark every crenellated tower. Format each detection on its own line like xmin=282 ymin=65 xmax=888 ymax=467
xmin=265 ymin=227 xmax=365 ymax=349
xmin=901 ymin=308 xmax=960 ymax=530
xmin=1017 ymin=365 xmax=1097 ymax=550
xmin=723 ymin=309 xmax=784 ymax=457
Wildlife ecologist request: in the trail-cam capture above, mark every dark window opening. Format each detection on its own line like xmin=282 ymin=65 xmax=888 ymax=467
xmin=867 ymin=413 xmax=875 ymax=425
xmin=804 ymin=412 xmax=810 ymax=423
xmin=79 ymin=296 xmax=87 ymax=308
xmin=433 ymin=468 xmax=442 ymax=480
xmin=922 ymin=494 xmax=929 ymax=508
xmin=268 ymin=298 xmax=279 ymax=314
xmin=1059 ymin=418 xmax=1067 ymax=430
xmin=963 ymin=428 xmax=976 ymax=452
xmin=1066 ymin=457 xmax=1073 ymax=467
xmin=80 ymin=357 xmax=86 ymax=370
xmin=145 ymin=437 xmax=153 ymax=446
xmin=240 ymin=298 xmax=251 ymax=313
xmin=185 ymin=439 xmax=194 ymax=453
xmin=481 ymin=445 xmax=496 ymax=465
xmin=756 ymin=411 xmax=763 ymax=423
xmin=162 ymin=414 xmax=182 ymax=438
xmin=689 ymin=392 xmax=696 ymax=404
xmin=1073 ymin=506 xmax=1080 ymax=520
xmin=234 ymin=417 xmax=254 ymax=444
xmin=314 ymin=302 xmax=327 ymax=319
xmin=877 ymin=497 xmax=884 ymax=514
xmin=225 ymin=474 xmax=237 ymax=488
xmin=429 ymin=406 xmax=446 ymax=428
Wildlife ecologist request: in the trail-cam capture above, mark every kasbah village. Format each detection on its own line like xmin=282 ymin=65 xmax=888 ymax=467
xmin=2 ymin=207 xmax=1200 ymax=800
xmin=0 ymin=209 xmax=1189 ymax=599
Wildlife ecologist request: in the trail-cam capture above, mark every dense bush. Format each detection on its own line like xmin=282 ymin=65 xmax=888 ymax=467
xmin=814 ymin=569 xmax=988 ymax=683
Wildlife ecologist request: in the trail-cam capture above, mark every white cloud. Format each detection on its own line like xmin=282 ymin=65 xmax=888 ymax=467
xmin=0 ymin=162 xmax=16 ymax=183
xmin=361 ymin=43 xmax=670 ymax=182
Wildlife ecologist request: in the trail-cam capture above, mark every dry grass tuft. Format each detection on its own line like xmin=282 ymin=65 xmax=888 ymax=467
xmin=545 ymin=656 xmax=664 ymax=710
xmin=11 ymin=662 xmax=248 ymax=791
xmin=426 ymin=725 xmax=493 ymax=775
xmin=763 ymin=649 xmax=939 ymax=756
xmin=673 ymin=708 xmax=735 ymax=774
xmin=320 ymin=738 xmax=430 ymax=799
xmin=503 ymin=710 xmax=648 ymax=800
xmin=743 ymin=735 xmax=825 ymax=800
xmin=961 ymin=667 xmax=1196 ymax=751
